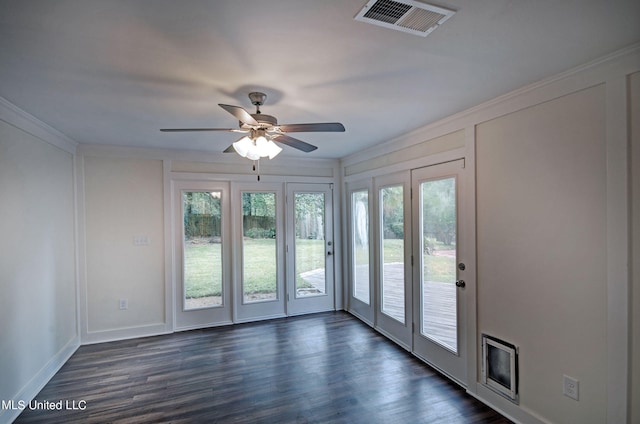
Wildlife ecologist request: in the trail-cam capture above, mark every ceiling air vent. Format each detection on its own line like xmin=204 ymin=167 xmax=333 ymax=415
xmin=355 ymin=0 xmax=455 ymax=37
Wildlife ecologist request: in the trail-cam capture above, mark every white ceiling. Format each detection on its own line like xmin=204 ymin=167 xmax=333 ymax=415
xmin=1 ymin=0 xmax=638 ymax=159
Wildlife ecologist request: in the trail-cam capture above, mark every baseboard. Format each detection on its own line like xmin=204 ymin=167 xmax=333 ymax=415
xmin=0 ymin=335 xmax=80 ymax=424
xmin=81 ymin=323 xmax=172 ymax=345
xmin=467 ymin=385 xmax=552 ymax=424
xmin=174 ymin=320 xmax=234 ymax=332
xmin=233 ymin=313 xmax=287 ymax=324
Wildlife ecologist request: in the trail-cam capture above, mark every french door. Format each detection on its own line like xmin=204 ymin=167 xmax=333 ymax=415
xmin=347 ymin=181 xmax=375 ymax=324
xmin=232 ymin=183 xmax=286 ymax=322
xmin=174 ymin=181 xmax=232 ymax=330
xmin=411 ymin=159 xmax=467 ymax=384
xmin=175 ymin=180 xmax=335 ymax=328
xmin=374 ymin=172 xmax=412 ymax=348
xmin=285 ymin=183 xmax=335 ymax=315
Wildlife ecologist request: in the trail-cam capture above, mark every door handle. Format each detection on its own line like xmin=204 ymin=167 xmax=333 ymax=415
xmin=455 ymin=280 xmax=465 ymax=288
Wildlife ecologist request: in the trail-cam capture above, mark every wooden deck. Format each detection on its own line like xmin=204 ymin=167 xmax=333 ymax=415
xmin=350 ymin=262 xmax=457 ymax=350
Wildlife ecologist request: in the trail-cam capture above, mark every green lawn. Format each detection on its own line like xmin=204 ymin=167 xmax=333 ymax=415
xmin=423 ymin=254 xmax=456 ymax=283
xmin=183 ymin=243 xmax=221 ymax=298
xmin=241 ymin=238 xmax=277 ymax=295
xmin=184 ymin=238 xmax=323 ymax=298
xmin=294 ymin=239 xmax=324 ymax=288
xmin=184 ymin=238 xmax=456 ymax=299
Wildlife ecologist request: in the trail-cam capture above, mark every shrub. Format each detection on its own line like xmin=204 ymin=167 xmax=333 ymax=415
xmin=245 ymin=227 xmax=276 ymax=239
xmin=424 ymin=237 xmax=436 ymax=255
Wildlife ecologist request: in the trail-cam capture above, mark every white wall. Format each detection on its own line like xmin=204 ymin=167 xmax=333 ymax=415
xmin=476 ymin=85 xmax=607 ymax=423
xmin=77 ymin=147 xmax=342 ymax=343
xmin=0 ymin=101 xmax=79 ymax=423
xmin=80 ymin=155 xmax=167 ymax=343
xmin=341 ymin=45 xmax=639 ymax=423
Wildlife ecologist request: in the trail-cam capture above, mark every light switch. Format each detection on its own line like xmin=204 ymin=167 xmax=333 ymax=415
xmin=133 ymin=235 xmax=150 ymax=246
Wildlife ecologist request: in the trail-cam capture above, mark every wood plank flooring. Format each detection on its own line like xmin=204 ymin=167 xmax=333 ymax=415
xmin=15 ymin=312 xmax=511 ymax=424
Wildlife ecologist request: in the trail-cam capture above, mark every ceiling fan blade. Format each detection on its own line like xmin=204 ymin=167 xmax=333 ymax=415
xmin=160 ymin=128 xmax=246 ymax=132
xmin=276 ymin=123 xmax=345 ymax=133
xmin=271 ymin=133 xmax=317 ymax=153
xmin=218 ymin=104 xmax=259 ymax=126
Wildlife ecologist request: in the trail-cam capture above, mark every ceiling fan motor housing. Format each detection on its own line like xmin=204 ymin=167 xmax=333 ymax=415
xmin=241 ymin=113 xmax=277 ymax=129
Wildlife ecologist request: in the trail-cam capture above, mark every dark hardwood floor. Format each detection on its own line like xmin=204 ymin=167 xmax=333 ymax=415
xmin=15 ymin=312 xmax=511 ymax=423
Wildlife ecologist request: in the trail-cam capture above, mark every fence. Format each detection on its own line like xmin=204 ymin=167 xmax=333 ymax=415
xmin=184 ymin=214 xmax=275 ymax=238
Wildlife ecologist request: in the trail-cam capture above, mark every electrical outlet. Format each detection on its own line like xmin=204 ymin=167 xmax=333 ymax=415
xmin=119 ymin=298 xmax=128 ymax=310
xmin=563 ymin=375 xmax=579 ymax=400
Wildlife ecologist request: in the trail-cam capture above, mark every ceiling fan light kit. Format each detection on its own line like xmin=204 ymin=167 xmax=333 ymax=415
xmin=233 ymin=129 xmax=283 ymax=160
xmin=161 ymin=91 xmax=345 ymax=180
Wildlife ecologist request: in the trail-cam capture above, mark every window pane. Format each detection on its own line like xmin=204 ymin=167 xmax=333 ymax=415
xmin=295 ymin=193 xmax=326 ymax=298
xmin=381 ymin=185 xmax=404 ymax=323
xmin=421 ymin=177 xmax=457 ymax=352
xmin=242 ymin=192 xmax=277 ymax=303
xmin=183 ymin=191 xmax=222 ymax=309
xmin=352 ymin=190 xmax=370 ymax=304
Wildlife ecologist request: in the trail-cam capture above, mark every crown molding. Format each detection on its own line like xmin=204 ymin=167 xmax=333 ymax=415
xmin=342 ymin=42 xmax=640 ymax=167
xmin=0 ymin=96 xmax=78 ymax=154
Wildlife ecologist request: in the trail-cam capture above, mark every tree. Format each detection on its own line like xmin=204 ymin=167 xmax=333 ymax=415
xmin=381 ymin=186 xmax=403 ymax=239
xmin=422 ymin=178 xmax=456 ymax=246
xmin=242 ymin=192 xmax=275 ymax=217
xmin=295 ymin=193 xmax=325 ymax=239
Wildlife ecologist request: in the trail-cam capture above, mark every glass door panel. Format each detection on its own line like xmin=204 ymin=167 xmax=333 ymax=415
xmin=374 ymin=171 xmax=412 ymax=349
xmin=420 ymin=177 xmax=458 ymax=352
xmin=174 ymin=181 xmax=232 ymax=330
xmin=352 ymin=189 xmax=370 ymax=304
xmin=380 ymin=185 xmax=405 ymax=323
xmin=286 ymin=183 xmax=335 ymax=315
xmin=233 ymin=183 xmax=285 ymax=323
xmin=412 ymin=160 xmax=466 ymax=385
xmin=348 ymin=182 xmax=374 ymax=324
xmin=294 ymin=192 xmax=326 ymax=298
xmin=183 ymin=191 xmax=223 ymax=310
xmin=242 ymin=192 xmax=277 ymax=303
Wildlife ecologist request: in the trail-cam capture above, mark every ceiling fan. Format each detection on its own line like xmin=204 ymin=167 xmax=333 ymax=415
xmin=160 ymin=92 xmax=345 ymax=160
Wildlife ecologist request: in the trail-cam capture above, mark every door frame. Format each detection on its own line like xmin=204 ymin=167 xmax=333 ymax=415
xmin=232 ymin=182 xmax=286 ymax=323
xmin=346 ymin=179 xmax=375 ymax=325
xmin=285 ymin=183 xmax=335 ymax=315
xmin=173 ymin=180 xmax=233 ymax=330
xmin=411 ymin=159 xmax=468 ymax=386
xmin=373 ymin=171 xmax=412 ymax=349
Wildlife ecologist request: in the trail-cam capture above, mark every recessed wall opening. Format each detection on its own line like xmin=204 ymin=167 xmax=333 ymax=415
xmin=482 ymin=334 xmax=519 ymax=403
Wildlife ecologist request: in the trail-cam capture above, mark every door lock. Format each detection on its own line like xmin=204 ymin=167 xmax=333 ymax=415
xmin=455 ymin=280 xmax=466 ymax=288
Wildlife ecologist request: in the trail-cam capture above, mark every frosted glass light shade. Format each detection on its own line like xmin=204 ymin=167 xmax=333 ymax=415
xmin=232 ymin=136 xmax=253 ymax=157
xmin=266 ymin=140 xmax=282 ymax=159
xmin=254 ymin=136 xmax=270 ymax=157
xmin=233 ymin=134 xmax=282 ymax=160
